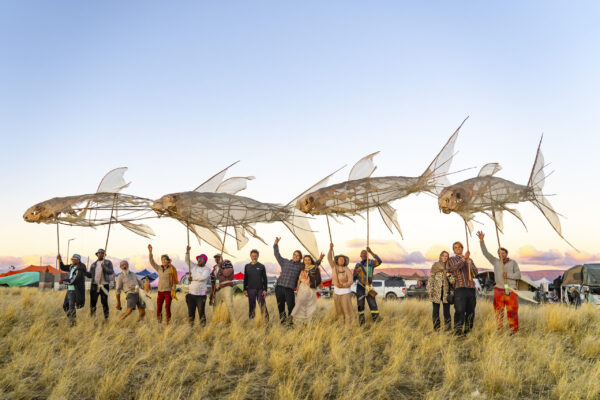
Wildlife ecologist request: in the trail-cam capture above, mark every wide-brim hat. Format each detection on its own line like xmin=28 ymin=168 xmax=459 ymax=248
xmin=213 ymin=253 xmax=222 ymax=259
xmin=95 ymin=248 xmax=105 ymax=256
xmin=334 ymin=255 xmax=349 ymax=267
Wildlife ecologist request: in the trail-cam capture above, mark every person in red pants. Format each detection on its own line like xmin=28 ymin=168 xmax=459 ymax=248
xmin=477 ymin=231 xmax=521 ymax=333
xmin=148 ymin=244 xmax=178 ymax=324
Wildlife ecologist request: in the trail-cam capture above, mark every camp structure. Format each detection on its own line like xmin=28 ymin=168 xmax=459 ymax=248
xmin=561 ymin=264 xmax=600 ymax=304
xmin=476 ymin=271 xmax=539 ymax=304
xmin=0 ymin=272 xmax=39 ymax=287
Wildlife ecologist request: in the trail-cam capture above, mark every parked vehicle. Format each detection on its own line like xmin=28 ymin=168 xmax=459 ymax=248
xmin=405 ymin=281 xmax=428 ymax=299
xmin=351 ymin=278 xmax=407 ymax=300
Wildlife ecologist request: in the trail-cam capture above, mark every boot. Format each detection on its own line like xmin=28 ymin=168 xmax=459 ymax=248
xmin=358 ymin=313 xmax=366 ymax=326
xmin=188 ymin=317 xmax=194 ymax=327
xmin=157 ymin=314 xmax=162 ymax=324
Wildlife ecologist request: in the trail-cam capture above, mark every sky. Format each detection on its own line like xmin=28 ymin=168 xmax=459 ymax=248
xmin=1 ymin=1 xmax=599 ymax=274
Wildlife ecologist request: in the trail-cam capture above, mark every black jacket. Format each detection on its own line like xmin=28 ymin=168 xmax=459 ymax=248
xmin=60 ymin=261 xmax=87 ymax=307
xmin=243 ymin=262 xmax=268 ymax=291
xmin=85 ymin=259 xmax=115 ymax=285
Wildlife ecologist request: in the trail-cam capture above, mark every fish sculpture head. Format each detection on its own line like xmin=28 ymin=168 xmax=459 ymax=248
xmin=23 ymin=201 xmax=52 ymax=223
xmin=296 ymin=194 xmax=317 ymax=214
xmin=152 ymin=193 xmax=180 ymax=217
xmin=438 ymin=186 xmax=468 ymax=214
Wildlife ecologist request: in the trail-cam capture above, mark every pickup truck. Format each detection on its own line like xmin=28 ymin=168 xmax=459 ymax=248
xmin=351 ymin=278 xmax=407 ymax=300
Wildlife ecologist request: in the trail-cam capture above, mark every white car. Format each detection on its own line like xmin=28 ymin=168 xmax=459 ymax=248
xmin=351 ymin=279 xmax=407 ymax=300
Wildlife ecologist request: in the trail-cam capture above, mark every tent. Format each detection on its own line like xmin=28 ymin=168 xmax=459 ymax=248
xmin=135 ymin=269 xmax=159 ymax=281
xmin=233 ymin=272 xmax=244 ymax=281
xmin=0 ymin=265 xmax=58 ymax=277
xmin=562 ymin=264 xmax=600 ymax=286
xmin=0 ymin=271 xmax=39 ymax=287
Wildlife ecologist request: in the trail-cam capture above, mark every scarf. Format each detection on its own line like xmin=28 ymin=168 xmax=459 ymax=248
xmin=502 ymin=257 xmax=511 ymax=265
xmin=168 ymin=264 xmax=179 ymax=300
xmin=431 ymin=261 xmax=446 ymax=274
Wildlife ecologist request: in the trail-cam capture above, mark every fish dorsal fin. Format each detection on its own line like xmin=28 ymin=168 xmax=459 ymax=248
xmin=478 ymin=163 xmax=502 ymax=177
xmin=288 ymin=165 xmax=346 ymax=205
xmin=216 ymin=176 xmax=255 ymax=194
xmin=97 ymin=167 xmax=130 ymax=193
xmin=193 ymin=161 xmax=240 ymax=192
xmin=349 ymin=152 xmax=379 ymax=181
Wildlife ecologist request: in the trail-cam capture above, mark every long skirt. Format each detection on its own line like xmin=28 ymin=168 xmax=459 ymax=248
xmin=333 ymin=292 xmax=354 ymax=328
xmin=291 ymin=283 xmax=317 ymax=322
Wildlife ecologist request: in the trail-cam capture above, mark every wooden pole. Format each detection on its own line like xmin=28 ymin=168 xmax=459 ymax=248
xmin=326 ymin=215 xmax=337 ymax=282
xmin=491 ymin=208 xmax=509 ymax=295
xmin=464 ymin=221 xmax=472 ymax=281
xmin=56 ymin=224 xmax=60 ymax=286
xmin=186 ymin=223 xmax=191 ymax=275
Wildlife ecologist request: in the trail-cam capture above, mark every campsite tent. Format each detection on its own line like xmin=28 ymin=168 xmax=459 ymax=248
xmin=135 ymin=269 xmax=159 ymax=281
xmin=562 ymin=264 xmax=600 ymax=286
xmin=0 ymin=265 xmax=58 ymax=277
xmin=0 ymin=271 xmax=39 ymax=287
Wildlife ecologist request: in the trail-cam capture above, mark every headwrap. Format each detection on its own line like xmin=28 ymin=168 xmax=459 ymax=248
xmin=71 ymin=254 xmax=81 ymax=260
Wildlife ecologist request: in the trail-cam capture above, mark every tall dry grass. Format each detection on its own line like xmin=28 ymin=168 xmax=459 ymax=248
xmin=0 ymin=287 xmax=599 ymax=399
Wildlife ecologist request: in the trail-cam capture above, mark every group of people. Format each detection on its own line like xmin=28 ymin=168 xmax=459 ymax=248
xmin=56 ymin=231 xmax=521 ymax=333
xmin=427 ymin=231 xmax=522 ymax=334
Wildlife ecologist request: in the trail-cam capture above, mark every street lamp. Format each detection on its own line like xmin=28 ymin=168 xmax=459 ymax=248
xmin=66 ymin=238 xmax=75 ymax=263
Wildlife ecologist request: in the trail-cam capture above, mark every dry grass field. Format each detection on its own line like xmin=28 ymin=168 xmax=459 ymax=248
xmin=0 ymin=287 xmax=599 ymax=400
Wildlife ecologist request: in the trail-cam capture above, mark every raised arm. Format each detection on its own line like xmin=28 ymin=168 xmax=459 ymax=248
xmin=327 ymin=246 xmax=335 ymax=269
xmin=273 ymin=240 xmax=288 ymax=267
xmin=185 ymin=247 xmax=199 ymax=269
xmin=147 ymin=244 xmax=160 ymax=272
xmin=477 ymin=232 xmax=498 ymax=266
xmin=367 ymin=247 xmax=382 ymax=267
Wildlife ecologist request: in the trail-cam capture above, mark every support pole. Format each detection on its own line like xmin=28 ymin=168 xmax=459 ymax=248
xmin=491 ymin=209 xmax=509 ymax=295
xmin=100 ymin=194 xmax=118 ymax=295
xmin=464 ymin=221 xmax=472 ymax=281
xmin=186 ymin=223 xmax=191 ymax=275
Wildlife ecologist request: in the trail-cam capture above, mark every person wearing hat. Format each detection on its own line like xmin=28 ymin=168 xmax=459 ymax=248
xmin=353 ymin=246 xmax=383 ymax=325
xmin=328 ymin=243 xmax=354 ymax=329
xmin=243 ymin=249 xmax=269 ymax=321
xmin=57 ymin=253 xmax=87 ymax=325
xmin=185 ymin=246 xmax=211 ymax=326
xmin=86 ymin=248 xmax=115 ymax=320
xmin=210 ymin=253 xmax=235 ymax=321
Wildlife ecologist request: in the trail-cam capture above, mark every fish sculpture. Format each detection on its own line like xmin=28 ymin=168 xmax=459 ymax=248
xmin=295 ymin=118 xmax=468 ymax=237
xmin=152 ymin=162 xmax=319 ymax=257
xmin=23 ymin=167 xmax=155 ymax=238
xmin=438 ymin=137 xmax=573 ymax=247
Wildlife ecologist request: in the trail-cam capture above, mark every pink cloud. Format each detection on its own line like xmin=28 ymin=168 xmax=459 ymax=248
xmin=345 ymin=239 xmax=427 ymax=266
xmin=516 ymin=246 xmax=600 ymax=268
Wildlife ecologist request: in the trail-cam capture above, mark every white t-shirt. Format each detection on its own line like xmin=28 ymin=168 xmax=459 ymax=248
xmin=189 ymin=266 xmax=211 ymax=296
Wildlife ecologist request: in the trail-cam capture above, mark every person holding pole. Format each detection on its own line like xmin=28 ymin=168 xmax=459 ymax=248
xmin=86 ymin=249 xmax=114 ymax=320
xmin=184 ymin=246 xmax=211 ymax=326
xmin=57 ymin=253 xmax=87 ymax=325
xmin=211 ymin=253 xmax=235 ymax=321
xmin=243 ymin=249 xmax=269 ymax=321
xmin=147 ymin=244 xmax=178 ymax=324
xmin=115 ymin=260 xmax=146 ymax=322
xmin=448 ymin=241 xmax=478 ymax=335
xmin=476 ymin=231 xmax=521 ymax=333
xmin=328 ymin=243 xmax=354 ymax=329
xmin=353 ymin=246 xmax=382 ymax=325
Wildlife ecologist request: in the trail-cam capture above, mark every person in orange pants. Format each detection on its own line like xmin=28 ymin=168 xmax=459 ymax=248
xmin=477 ymin=231 xmax=521 ymax=333
xmin=493 ymin=288 xmax=518 ymax=332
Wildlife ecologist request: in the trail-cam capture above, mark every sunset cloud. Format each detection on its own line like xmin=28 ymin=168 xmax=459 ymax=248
xmin=515 ymin=246 xmax=600 ymax=267
xmin=344 ymin=239 xmax=427 ymax=265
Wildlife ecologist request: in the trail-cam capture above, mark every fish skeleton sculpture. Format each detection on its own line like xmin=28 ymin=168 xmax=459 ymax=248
xmin=23 ymin=167 xmax=155 ymax=238
xmin=152 ymin=162 xmax=319 ymax=257
xmin=295 ymin=118 xmax=468 ymax=237
xmin=438 ymin=137 xmax=574 ymax=247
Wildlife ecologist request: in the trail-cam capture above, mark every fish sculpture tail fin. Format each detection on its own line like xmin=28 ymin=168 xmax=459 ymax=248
xmin=282 ymin=206 xmax=319 ymax=259
xmin=527 ymin=136 xmax=578 ymax=250
xmin=419 ymin=117 xmax=467 ymax=195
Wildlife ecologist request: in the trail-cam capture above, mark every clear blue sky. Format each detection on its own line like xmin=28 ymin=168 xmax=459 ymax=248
xmin=1 ymin=1 xmax=599 ymax=271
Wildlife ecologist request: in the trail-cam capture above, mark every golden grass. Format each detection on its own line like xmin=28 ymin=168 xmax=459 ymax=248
xmin=0 ymin=288 xmax=599 ymax=399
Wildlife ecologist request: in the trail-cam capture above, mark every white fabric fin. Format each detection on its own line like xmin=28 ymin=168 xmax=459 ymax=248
xmin=348 ymin=152 xmax=379 ymax=181
xmin=216 ymin=176 xmax=255 ymax=195
xmin=243 ymin=224 xmax=267 ymax=245
xmin=478 ymin=163 xmax=502 ymax=177
xmin=288 ymin=165 xmax=346 ymax=205
xmin=118 ymin=221 xmax=155 ymax=238
xmin=282 ymin=207 xmax=319 ymax=258
xmin=234 ymin=226 xmax=250 ymax=251
xmin=378 ymin=204 xmax=403 ymax=238
xmin=189 ymin=224 xmax=231 ymax=255
xmin=193 ymin=161 xmax=240 ymax=192
xmin=97 ymin=167 xmax=130 ymax=193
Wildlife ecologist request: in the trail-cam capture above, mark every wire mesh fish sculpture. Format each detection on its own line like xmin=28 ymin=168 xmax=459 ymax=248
xmin=294 ymin=118 xmax=468 ymax=237
xmin=152 ymin=162 xmax=319 ymax=257
xmin=23 ymin=167 xmax=155 ymax=238
xmin=438 ymin=137 xmax=574 ymax=248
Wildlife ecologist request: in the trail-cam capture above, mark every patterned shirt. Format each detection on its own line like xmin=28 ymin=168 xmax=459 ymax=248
xmin=448 ymin=255 xmax=478 ymax=289
xmin=273 ymin=244 xmax=303 ymax=289
xmin=115 ymin=269 xmax=142 ymax=295
xmin=354 ymin=255 xmax=382 ymax=286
